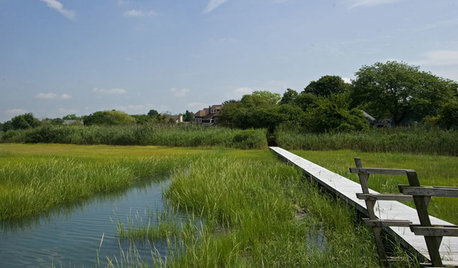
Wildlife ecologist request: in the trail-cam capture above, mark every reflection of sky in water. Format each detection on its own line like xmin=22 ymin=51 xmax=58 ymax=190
xmin=0 ymin=178 xmax=180 ymax=267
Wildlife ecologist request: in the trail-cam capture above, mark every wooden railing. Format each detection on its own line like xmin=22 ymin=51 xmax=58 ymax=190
xmin=350 ymin=158 xmax=458 ymax=267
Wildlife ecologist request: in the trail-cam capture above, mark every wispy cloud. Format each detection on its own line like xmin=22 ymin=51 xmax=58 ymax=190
xmin=224 ymin=87 xmax=254 ymax=100
xmin=58 ymin=108 xmax=78 ymax=114
xmin=93 ymin=88 xmax=128 ymax=95
xmin=415 ymin=18 xmax=458 ymax=32
xmin=116 ymin=104 xmax=147 ymax=112
xmin=117 ymin=0 xmax=130 ymax=6
xmin=169 ymin=88 xmax=190 ymax=97
xmin=6 ymin=109 xmax=27 ymax=115
xmin=187 ymin=102 xmax=208 ymax=109
xmin=35 ymin=92 xmax=72 ymax=100
xmin=123 ymin=9 xmax=157 ymax=17
xmin=203 ymin=0 xmax=228 ymax=14
xmin=413 ymin=50 xmax=458 ymax=67
xmin=347 ymin=0 xmax=400 ymax=8
xmin=38 ymin=0 xmax=75 ymax=20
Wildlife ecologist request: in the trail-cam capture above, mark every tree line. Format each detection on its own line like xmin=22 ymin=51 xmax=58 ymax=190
xmin=0 ymin=109 xmax=196 ymax=132
xmin=219 ymin=61 xmax=457 ymax=132
xmin=1 ymin=61 xmax=457 ymax=134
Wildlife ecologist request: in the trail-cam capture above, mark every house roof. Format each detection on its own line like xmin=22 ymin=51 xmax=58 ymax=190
xmin=195 ymin=108 xmax=209 ymax=117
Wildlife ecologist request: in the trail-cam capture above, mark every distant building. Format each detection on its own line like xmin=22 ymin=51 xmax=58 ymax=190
xmin=194 ymin=105 xmax=223 ymax=126
xmin=163 ymin=114 xmax=183 ymax=124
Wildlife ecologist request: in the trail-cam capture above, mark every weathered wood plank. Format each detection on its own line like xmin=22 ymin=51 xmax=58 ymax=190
xmin=399 ymin=185 xmax=458 ymax=198
xmin=269 ymin=146 xmax=458 ymax=266
xmin=363 ymin=218 xmax=412 ymax=227
xmin=410 ymin=226 xmax=458 ymax=237
xmin=356 ymin=193 xmax=413 ymax=201
xmin=349 ymin=167 xmax=416 ymax=175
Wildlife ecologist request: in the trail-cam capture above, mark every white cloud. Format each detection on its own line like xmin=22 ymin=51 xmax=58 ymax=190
xmin=38 ymin=0 xmax=75 ymax=20
xmin=169 ymin=88 xmax=190 ymax=97
xmin=58 ymin=108 xmax=78 ymax=114
xmin=413 ymin=50 xmax=458 ymax=67
xmin=347 ymin=0 xmax=400 ymax=8
xmin=416 ymin=18 xmax=458 ymax=32
xmin=203 ymin=0 xmax=228 ymax=14
xmin=60 ymin=93 xmax=72 ymax=99
xmin=187 ymin=102 xmax=208 ymax=109
xmin=116 ymin=104 xmax=147 ymax=112
xmin=342 ymin=77 xmax=352 ymax=84
xmin=36 ymin=92 xmax=58 ymax=99
xmin=6 ymin=109 xmax=27 ymax=115
xmin=93 ymin=88 xmax=128 ymax=95
xmin=35 ymin=92 xmax=72 ymax=100
xmin=117 ymin=0 xmax=130 ymax=6
xmin=224 ymin=87 xmax=255 ymax=100
xmin=123 ymin=9 xmax=157 ymax=17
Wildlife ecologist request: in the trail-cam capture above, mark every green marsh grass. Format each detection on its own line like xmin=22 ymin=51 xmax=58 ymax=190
xmin=1 ymin=124 xmax=267 ymax=149
xmin=0 ymin=144 xmax=205 ymax=221
xmin=3 ymin=144 xmax=424 ymax=266
xmin=293 ymin=149 xmax=458 ymax=224
xmin=121 ymin=150 xmax=381 ymax=267
xmin=276 ymin=126 xmax=458 ymax=156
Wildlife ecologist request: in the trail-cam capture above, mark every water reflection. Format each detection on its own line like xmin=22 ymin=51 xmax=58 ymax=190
xmin=0 ymin=176 xmax=177 ymax=268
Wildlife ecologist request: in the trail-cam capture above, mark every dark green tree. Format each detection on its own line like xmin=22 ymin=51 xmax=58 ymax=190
xmin=62 ymin=114 xmax=80 ymax=120
xmin=183 ymin=110 xmax=194 ymax=122
xmin=10 ymin=113 xmax=41 ymax=130
xmin=147 ymin=109 xmax=159 ymax=117
xmin=304 ymin=75 xmax=350 ymax=97
xmin=304 ymin=97 xmax=369 ymax=133
xmin=83 ymin=110 xmax=136 ymax=125
xmin=280 ymin=88 xmax=299 ymax=104
xmin=351 ymin=61 xmax=455 ymax=125
xmin=437 ymin=98 xmax=458 ymax=129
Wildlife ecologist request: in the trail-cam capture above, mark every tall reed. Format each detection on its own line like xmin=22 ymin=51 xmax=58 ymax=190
xmin=276 ymin=126 xmax=458 ymax=156
xmin=0 ymin=124 xmax=267 ymax=149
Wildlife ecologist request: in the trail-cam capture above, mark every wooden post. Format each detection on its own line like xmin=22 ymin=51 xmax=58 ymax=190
xmin=354 ymin=158 xmax=388 ymax=265
xmin=406 ymin=171 xmax=443 ymax=267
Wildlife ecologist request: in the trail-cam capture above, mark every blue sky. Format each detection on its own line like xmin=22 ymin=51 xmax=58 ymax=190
xmin=1 ymin=0 xmax=457 ymax=121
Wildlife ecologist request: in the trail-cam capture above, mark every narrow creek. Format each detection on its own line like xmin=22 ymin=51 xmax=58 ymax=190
xmin=0 ymin=178 xmax=180 ymax=267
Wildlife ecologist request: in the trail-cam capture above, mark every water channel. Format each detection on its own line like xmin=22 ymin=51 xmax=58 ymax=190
xmin=0 ymin=178 xmax=179 ymax=267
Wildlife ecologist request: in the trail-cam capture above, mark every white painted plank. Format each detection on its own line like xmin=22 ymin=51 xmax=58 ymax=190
xmin=270 ymin=146 xmax=458 ymax=265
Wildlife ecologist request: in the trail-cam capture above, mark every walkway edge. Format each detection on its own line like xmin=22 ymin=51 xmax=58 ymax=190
xmin=269 ymin=146 xmax=457 ymax=265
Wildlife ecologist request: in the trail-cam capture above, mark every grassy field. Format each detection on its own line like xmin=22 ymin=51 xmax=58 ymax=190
xmin=0 ymin=144 xmax=382 ymax=267
xmin=0 ymin=143 xmax=206 ymax=221
xmin=276 ymin=127 xmax=458 ymax=156
xmin=0 ymin=124 xmax=268 ymax=149
xmin=292 ymin=150 xmax=458 ymax=224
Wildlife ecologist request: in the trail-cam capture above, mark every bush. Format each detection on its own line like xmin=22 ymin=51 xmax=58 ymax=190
xmin=275 ymin=125 xmax=457 ymax=156
xmin=1 ymin=124 xmax=268 ymax=149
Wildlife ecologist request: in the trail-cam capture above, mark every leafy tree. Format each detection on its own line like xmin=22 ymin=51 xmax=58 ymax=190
xmin=280 ymin=88 xmax=299 ymax=104
xmin=132 ymin=114 xmax=154 ymax=125
xmin=351 ymin=61 xmax=455 ymax=125
xmin=304 ymin=75 xmax=350 ymax=97
xmin=9 ymin=113 xmax=41 ymax=130
xmin=147 ymin=109 xmax=159 ymax=117
xmin=304 ymin=97 xmax=369 ymax=133
xmin=62 ymin=114 xmax=80 ymax=120
xmin=2 ymin=121 xmax=13 ymax=132
xmin=437 ymin=98 xmax=458 ymax=129
xmin=83 ymin=110 xmax=136 ymax=126
xmin=294 ymin=92 xmax=319 ymax=112
xmin=183 ymin=110 xmax=194 ymax=122
xmin=240 ymin=91 xmax=281 ymax=107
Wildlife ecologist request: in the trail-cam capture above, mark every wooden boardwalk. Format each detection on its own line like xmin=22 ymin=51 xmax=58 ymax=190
xmin=270 ymin=146 xmax=458 ymax=266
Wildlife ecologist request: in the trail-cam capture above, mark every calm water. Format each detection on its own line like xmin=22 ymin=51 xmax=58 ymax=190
xmin=0 ymin=178 xmax=179 ymax=267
